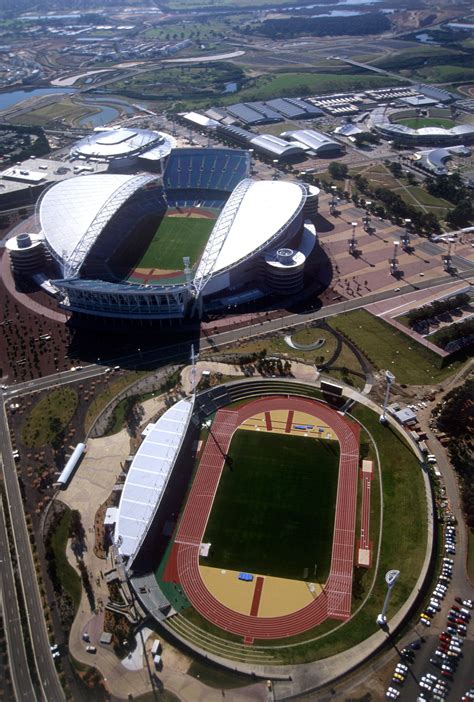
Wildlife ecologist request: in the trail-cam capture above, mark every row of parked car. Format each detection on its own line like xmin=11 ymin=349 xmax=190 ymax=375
xmin=418 ymin=596 xmax=471 ymax=701
xmin=419 ymin=553 xmax=456 ymax=629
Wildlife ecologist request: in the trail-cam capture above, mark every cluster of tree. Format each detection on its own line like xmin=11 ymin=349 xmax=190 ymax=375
xmin=435 ymin=380 xmax=474 ymax=527
xmin=406 ymin=293 xmax=470 ymax=327
xmin=328 ymin=162 xmax=348 ymax=180
xmin=256 ymin=357 xmax=292 ymax=377
xmin=353 ymin=132 xmax=380 ymax=147
xmin=353 ymin=174 xmax=442 ymax=235
xmin=433 ymin=318 xmax=474 ymax=350
xmin=78 ymin=559 xmax=95 ymax=612
xmin=0 ymin=124 xmax=50 ymax=164
xmin=254 ymin=13 xmax=391 ymax=39
xmin=426 ymin=173 xmax=473 ymax=227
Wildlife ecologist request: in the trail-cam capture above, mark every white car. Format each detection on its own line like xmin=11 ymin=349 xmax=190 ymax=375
xmin=386 ymin=687 xmax=400 ymax=699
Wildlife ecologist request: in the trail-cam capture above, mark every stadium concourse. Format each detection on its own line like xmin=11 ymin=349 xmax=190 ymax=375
xmin=160 ymin=396 xmax=360 ymax=643
xmin=7 ymin=146 xmax=322 ymax=322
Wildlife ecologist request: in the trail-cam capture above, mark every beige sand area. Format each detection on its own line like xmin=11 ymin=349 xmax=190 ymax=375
xmin=199 ymin=565 xmax=321 ymax=617
xmin=240 ymin=409 xmax=337 ymax=441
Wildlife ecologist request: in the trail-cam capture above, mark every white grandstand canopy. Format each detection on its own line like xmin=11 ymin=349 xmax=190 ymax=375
xmin=115 ymin=398 xmax=194 ymax=562
xmin=39 ymin=173 xmax=157 ymax=277
xmin=195 ymin=179 xmax=306 ymax=286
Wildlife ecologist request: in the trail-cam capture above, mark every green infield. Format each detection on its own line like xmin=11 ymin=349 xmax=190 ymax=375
xmin=136 ymin=212 xmax=216 ymax=271
xmin=394 ymin=117 xmax=455 ymax=129
xmin=202 ymin=429 xmax=340 ymax=581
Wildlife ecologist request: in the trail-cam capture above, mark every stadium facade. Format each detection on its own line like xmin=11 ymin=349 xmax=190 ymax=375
xmin=16 ymin=147 xmax=320 ymax=321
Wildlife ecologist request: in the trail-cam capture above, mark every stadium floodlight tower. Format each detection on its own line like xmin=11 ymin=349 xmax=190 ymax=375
xmin=380 ymin=370 xmax=395 ymax=425
xmin=363 ymin=201 xmax=372 ymax=230
xmin=443 ymin=238 xmax=456 ymax=273
xmin=330 ymin=185 xmax=338 ymax=216
xmin=377 ymin=569 xmax=400 ymax=631
xmin=401 ymin=218 xmax=411 ymax=251
xmin=389 ymin=241 xmax=400 ymax=277
xmin=348 ymin=221 xmax=358 ymax=256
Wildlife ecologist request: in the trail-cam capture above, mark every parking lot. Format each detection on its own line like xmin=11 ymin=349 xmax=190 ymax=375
xmin=384 ymin=522 xmax=473 ymax=701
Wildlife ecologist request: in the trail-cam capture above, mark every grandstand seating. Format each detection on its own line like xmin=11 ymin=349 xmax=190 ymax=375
xmin=83 ymin=187 xmax=167 ymax=278
xmin=163 ymin=148 xmax=250 ymax=193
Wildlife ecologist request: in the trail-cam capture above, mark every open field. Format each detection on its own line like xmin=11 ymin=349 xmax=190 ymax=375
xmin=230 ymin=71 xmax=402 ymax=103
xmin=202 ymin=430 xmax=339 ymax=581
xmin=395 ymin=117 xmax=456 ymax=129
xmin=135 ymin=213 xmax=215 ymax=271
xmin=331 ymin=310 xmax=462 ymax=384
xmin=9 ymin=99 xmax=98 ymax=128
xmin=22 ymin=387 xmax=78 ymax=448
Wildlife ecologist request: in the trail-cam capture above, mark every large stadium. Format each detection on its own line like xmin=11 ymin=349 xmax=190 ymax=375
xmin=20 ymin=147 xmax=321 ymax=320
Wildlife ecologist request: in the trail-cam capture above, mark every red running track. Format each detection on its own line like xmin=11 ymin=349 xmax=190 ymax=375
xmin=173 ymin=396 xmax=360 ymax=639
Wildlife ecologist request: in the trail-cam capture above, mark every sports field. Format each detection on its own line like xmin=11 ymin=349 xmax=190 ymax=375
xmin=135 ymin=210 xmax=216 ymax=271
xmin=202 ymin=430 xmax=339 ymax=581
xmin=395 ymin=116 xmax=455 ymax=129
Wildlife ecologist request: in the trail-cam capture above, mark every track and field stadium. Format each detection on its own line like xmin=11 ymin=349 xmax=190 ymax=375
xmin=115 ymin=388 xmax=371 ymax=645
xmin=27 ymin=147 xmax=321 ymax=320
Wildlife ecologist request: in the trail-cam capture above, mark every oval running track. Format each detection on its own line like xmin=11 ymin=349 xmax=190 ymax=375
xmin=171 ymin=396 xmax=360 ymax=640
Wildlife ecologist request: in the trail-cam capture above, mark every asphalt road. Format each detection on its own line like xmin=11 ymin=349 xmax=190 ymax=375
xmin=0 ymin=399 xmax=65 ymax=702
xmin=0 ymin=493 xmax=37 ymax=701
xmin=381 ymin=380 xmax=474 ymax=702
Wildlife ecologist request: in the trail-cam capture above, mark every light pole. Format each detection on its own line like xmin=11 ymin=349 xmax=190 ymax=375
xmin=401 ymin=218 xmax=411 ymax=250
xmin=348 ymin=221 xmax=358 ymax=256
xmin=380 ymin=370 xmax=395 ymax=425
xmin=330 ymin=185 xmax=338 ymax=215
xmin=377 ymin=569 xmax=400 ymax=630
xmin=363 ymin=200 xmax=372 ymax=231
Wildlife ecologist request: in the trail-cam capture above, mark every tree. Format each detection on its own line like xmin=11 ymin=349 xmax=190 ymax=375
xmin=328 ymin=162 xmax=348 ymax=180
xmin=447 ymin=199 xmax=473 ymax=228
xmin=388 ymin=161 xmax=403 ymax=178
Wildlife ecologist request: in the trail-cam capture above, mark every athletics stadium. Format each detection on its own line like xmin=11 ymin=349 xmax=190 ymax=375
xmin=113 ymin=380 xmax=372 ymax=650
xmin=21 ymin=147 xmax=321 ymax=320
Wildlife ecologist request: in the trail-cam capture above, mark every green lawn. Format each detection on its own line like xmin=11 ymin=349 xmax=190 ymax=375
xmin=136 ymin=214 xmax=215 ymax=270
xmin=231 ymin=72 xmax=401 ymax=103
xmin=51 ymin=508 xmax=82 ymax=611
xmin=22 ymin=387 xmax=78 ymax=448
xmin=331 ymin=310 xmax=462 ymax=385
xmin=395 ymin=117 xmax=455 ymax=129
xmin=202 ymin=430 xmax=340 ymax=581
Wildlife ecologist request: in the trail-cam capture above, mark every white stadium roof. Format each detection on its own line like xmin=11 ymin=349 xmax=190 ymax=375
xmin=40 ymin=172 xmax=157 ymax=277
xmin=115 ymin=398 xmax=194 ymax=561
xmin=71 ymin=127 xmax=175 ymax=161
xmin=195 ymin=178 xmax=306 ymax=286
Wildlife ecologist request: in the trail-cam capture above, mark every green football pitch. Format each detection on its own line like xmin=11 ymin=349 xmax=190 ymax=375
xmin=135 ymin=213 xmax=216 ymax=270
xmin=202 ymin=430 xmax=340 ymax=581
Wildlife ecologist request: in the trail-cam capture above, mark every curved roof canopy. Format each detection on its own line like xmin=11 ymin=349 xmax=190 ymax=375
xmin=71 ymin=127 xmax=175 ymax=161
xmin=40 ymin=173 xmax=158 ymax=277
xmin=195 ymin=178 xmax=306 ymax=288
xmin=115 ymin=398 xmax=194 ymax=561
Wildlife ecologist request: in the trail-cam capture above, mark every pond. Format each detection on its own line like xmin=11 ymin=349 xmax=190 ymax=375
xmin=0 ymin=87 xmax=75 ymax=111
